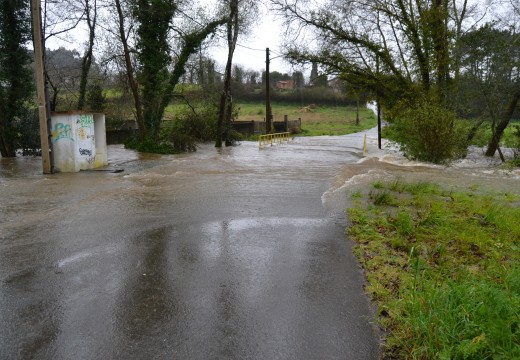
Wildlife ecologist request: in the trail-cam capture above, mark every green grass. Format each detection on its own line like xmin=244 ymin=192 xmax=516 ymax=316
xmin=236 ymin=102 xmax=378 ymax=136
xmin=348 ymin=180 xmax=520 ymax=359
xmin=163 ymin=101 xmax=378 ymax=137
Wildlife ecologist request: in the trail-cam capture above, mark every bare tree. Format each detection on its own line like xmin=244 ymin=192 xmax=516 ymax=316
xmin=215 ymin=0 xmax=258 ymax=147
xmin=77 ymin=0 xmax=97 ymax=110
xmin=113 ymin=0 xmax=145 ymax=138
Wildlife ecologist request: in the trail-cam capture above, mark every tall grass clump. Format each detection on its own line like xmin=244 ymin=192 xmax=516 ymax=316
xmin=347 ymin=181 xmax=520 ymax=358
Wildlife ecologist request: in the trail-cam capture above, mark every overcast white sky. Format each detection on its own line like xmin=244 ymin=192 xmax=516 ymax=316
xmin=45 ymin=0 xmax=297 ymax=75
xmin=206 ymin=5 xmax=297 ymax=75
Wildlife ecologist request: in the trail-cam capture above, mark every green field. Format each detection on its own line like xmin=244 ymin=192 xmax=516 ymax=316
xmin=237 ymin=102 xmax=377 ymax=136
xmin=164 ymin=101 xmax=378 ymax=136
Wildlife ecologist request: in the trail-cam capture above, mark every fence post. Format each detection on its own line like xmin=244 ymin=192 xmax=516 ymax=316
xmin=284 ymin=115 xmax=289 ymax=132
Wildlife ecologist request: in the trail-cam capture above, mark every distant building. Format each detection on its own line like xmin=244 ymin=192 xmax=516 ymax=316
xmin=275 ymin=80 xmax=295 ymax=90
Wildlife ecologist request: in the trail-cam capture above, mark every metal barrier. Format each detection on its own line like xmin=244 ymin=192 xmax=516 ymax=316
xmin=259 ymin=132 xmax=291 ymax=148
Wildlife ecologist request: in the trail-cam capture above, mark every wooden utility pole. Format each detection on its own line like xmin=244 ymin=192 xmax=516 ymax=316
xmin=31 ymin=0 xmax=52 ymax=174
xmin=265 ymin=47 xmax=271 ymax=133
xmin=376 ymin=12 xmax=382 ymax=150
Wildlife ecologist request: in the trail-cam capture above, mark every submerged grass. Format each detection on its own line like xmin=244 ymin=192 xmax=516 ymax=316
xmin=348 ymin=180 xmax=520 ymax=359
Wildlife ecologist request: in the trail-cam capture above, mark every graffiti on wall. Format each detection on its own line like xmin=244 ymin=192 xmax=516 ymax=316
xmin=52 ymin=123 xmax=73 ymax=142
xmin=77 ymin=114 xmax=95 ymax=163
xmin=79 ymin=148 xmax=92 ymax=156
xmin=79 ymin=114 xmax=94 ymax=128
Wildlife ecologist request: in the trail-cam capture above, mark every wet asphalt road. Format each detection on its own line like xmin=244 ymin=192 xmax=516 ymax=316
xmin=0 ymin=134 xmax=379 ymax=359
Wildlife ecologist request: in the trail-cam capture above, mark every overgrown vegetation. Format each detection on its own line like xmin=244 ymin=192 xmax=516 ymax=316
xmin=0 ymin=0 xmax=33 ymax=157
xmin=276 ymin=1 xmax=520 ymax=163
xmin=384 ymin=96 xmax=468 ymax=163
xmin=348 ymin=180 xmax=520 ymax=358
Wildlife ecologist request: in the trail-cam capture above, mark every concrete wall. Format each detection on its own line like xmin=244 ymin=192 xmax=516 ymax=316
xmin=51 ymin=112 xmax=108 ymax=172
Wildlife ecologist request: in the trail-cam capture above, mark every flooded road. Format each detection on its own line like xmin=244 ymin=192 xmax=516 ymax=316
xmin=2 ymin=129 xmax=518 ymax=359
xmin=1 ymin=133 xmax=379 ymax=359
xmin=2 ymin=128 xmax=519 ymax=359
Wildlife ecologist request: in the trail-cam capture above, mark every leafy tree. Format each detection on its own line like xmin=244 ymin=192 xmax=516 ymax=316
xmin=245 ymin=69 xmax=259 ymax=86
xmin=460 ymin=24 xmax=520 ymax=158
xmin=87 ymin=83 xmax=106 ymax=111
xmin=262 ymin=70 xmax=290 ymax=86
xmin=272 ymin=0 xmax=481 ymax=106
xmin=231 ymin=64 xmax=245 ymax=95
xmin=112 ymin=0 xmax=225 ymax=143
xmin=272 ymin=0 xmax=517 ymax=162
xmin=0 ymin=0 xmax=33 ymax=157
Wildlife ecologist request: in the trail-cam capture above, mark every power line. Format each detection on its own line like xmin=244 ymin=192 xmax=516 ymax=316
xmin=176 ymin=9 xmax=269 ymax=53
xmin=235 ymin=43 xmax=265 ymax=52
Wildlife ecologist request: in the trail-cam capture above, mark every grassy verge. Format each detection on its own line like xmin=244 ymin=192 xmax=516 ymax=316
xmin=348 ymin=180 xmax=520 ymax=359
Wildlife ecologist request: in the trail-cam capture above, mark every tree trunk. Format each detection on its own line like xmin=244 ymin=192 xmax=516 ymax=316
xmin=216 ymin=0 xmax=238 ymax=147
xmin=0 ymin=120 xmax=15 ymax=157
xmin=45 ymin=73 xmax=58 ymax=111
xmin=355 ymin=96 xmax=360 ymax=125
xmin=0 ymin=111 xmax=15 ymax=157
xmin=225 ymin=94 xmax=233 ymax=146
xmin=77 ymin=0 xmax=96 ymax=110
xmin=485 ymin=89 xmax=520 ymax=157
xmin=431 ymin=0 xmax=450 ymax=101
xmin=215 ymin=90 xmax=226 ymax=148
xmin=115 ymin=0 xmax=145 ymax=140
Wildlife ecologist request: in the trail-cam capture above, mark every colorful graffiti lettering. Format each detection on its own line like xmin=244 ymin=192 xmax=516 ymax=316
xmin=52 ymin=123 xmax=73 ymax=142
xmin=78 ymin=114 xmax=94 ymax=128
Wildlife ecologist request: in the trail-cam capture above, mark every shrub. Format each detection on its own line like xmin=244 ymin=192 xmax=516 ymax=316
xmin=171 ymin=100 xmax=218 ymax=141
xmin=389 ymin=96 xmax=468 ymax=164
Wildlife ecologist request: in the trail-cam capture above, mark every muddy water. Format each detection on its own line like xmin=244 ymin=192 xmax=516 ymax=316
xmin=325 ymin=131 xmax=520 ymax=212
xmin=0 ymin=129 xmax=518 ymax=359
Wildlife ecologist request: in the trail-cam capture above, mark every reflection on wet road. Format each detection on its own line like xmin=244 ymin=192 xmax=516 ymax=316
xmin=1 ymin=133 xmax=380 ymax=359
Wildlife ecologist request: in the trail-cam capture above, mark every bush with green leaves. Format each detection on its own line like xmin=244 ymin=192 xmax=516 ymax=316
xmin=388 ymin=96 xmax=468 ymax=164
xmin=170 ymin=100 xmax=219 ymax=142
xmin=169 ymin=98 xmax=243 ymax=145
